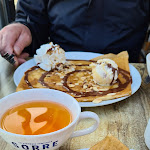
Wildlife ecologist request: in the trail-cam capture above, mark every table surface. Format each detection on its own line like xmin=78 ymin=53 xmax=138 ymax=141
xmin=0 ymin=56 xmax=150 ymax=150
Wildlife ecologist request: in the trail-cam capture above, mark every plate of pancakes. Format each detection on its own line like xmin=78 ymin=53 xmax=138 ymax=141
xmin=14 ymin=51 xmax=141 ymax=107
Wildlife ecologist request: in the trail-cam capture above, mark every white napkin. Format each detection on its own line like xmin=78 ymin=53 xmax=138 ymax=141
xmin=144 ymin=119 xmax=150 ymax=149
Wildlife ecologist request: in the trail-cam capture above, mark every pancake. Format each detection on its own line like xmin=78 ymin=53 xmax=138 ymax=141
xmin=89 ymin=135 xmax=129 ymax=150
xmin=16 ymin=51 xmax=132 ymax=103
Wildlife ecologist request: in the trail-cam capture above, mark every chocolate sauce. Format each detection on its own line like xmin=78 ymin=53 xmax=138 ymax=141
xmin=24 ymin=60 xmax=132 ymax=98
xmin=24 ymin=66 xmax=39 ymax=88
xmin=107 ymin=63 xmax=119 ymax=85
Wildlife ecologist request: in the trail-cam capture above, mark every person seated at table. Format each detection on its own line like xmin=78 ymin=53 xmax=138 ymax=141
xmin=0 ymin=0 xmax=149 ymax=67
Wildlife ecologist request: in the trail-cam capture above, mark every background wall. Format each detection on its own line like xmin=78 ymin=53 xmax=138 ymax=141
xmin=0 ymin=0 xmax=9 ymax=29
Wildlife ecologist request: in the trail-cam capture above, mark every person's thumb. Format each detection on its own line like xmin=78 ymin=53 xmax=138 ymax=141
xmin=14 ymin=31 xmax=32 ymax=56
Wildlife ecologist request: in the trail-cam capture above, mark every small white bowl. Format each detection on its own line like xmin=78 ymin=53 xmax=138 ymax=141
xmin=146 ymin=53 xmax=150 ymax=76
xmin=144 ymin=119 xmax=150 ymax=149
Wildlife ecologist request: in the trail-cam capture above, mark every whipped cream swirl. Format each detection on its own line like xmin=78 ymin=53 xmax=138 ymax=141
xmin=34 ymin=42 xmax=66 ymax=71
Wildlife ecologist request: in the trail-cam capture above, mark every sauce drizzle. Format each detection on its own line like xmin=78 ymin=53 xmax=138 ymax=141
xmin=24 ymin=60 xmax=132 ymax=98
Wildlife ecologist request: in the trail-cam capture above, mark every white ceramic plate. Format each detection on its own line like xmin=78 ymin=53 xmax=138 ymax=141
xmin=13 ymin=52 xmax=141 ymax=107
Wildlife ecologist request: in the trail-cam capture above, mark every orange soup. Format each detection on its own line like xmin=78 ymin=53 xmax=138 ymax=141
xmin=0 ymin=101 xmax=72 ymax=135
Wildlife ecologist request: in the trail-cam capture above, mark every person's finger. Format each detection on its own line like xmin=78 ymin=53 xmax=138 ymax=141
xmin=19 ymin=52 xmax=29 ymax=59
xmin=13 ymin=52 xmax=29 ymax=68
xmin=14 ymin=31 xmax=32 ymax=56
xmin=0 ymin=29 xmax=19 ymax=56
xmin=18 ymin=57 xmax=27 ymax=64
xmin=13 ymin=56 xmax=25 ymax=68
xmin=0 ymin=33 xmax=2 ymax=54
xmin=13 ymin=56 xmax=19 ymax=68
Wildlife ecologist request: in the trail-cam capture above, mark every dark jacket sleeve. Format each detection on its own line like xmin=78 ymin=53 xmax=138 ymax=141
xmin=15 ymin=0 xmax=50 ymax=56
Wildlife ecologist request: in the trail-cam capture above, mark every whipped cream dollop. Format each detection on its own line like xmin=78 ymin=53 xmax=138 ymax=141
xmin=90 ymin=59 xmax=118 ymax=86
xmin=34 ymin=42 xmax=66 ymax=71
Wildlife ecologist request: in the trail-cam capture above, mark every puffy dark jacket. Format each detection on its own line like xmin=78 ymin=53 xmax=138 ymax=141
xmin=15 ymin=0 xmax=150 ymax=62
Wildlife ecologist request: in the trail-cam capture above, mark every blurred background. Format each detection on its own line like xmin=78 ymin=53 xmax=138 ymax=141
xmin=0 ymin=0 xmax=16 ymax=28
xmin=0 ymin=0 xmax=149 ymax=63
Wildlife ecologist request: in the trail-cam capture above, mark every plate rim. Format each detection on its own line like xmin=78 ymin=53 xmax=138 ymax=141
xmin=13 ymin=51 xmax=141 ymax=107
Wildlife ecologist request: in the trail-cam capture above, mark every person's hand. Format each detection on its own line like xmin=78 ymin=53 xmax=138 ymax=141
xmin=0 ymin=23 xmax=32 ymax=67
